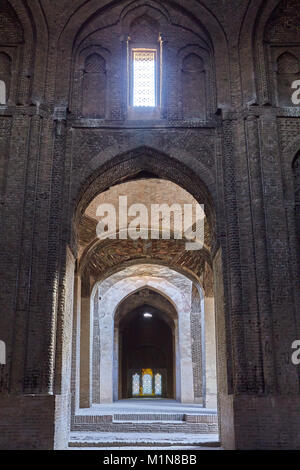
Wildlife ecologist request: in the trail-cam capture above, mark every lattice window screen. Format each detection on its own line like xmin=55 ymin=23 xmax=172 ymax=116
xmin=133 ymin=50 xmax=156 ymax=107
xmin=154 ymin=373 xmax=162 ymax=395
xmin=132 ymin=373 xmax=140 ymax=396
xmin=142 ymin=373 xmax=153 ymax=394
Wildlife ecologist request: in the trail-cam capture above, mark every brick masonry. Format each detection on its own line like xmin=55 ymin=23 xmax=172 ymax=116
xmin=0 ymin=0 xmax=299 ymax=450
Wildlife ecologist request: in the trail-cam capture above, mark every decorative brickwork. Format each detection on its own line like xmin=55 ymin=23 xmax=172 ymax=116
xmin=0 ymin=0 xmax=299 ymax=451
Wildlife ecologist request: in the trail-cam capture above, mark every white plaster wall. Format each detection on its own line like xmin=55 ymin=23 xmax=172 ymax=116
xmin=98 ymin=264 xmax=193 ymax=297
xmin=204 ymin=297 xmax=217 ymax=408
xmin=83 ymin=264 xmax=217 ymax=408
xmin=95 ymin=266 xmax=195 ymax=404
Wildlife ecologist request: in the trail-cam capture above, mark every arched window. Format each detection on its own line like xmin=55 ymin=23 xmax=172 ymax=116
xmin=132 ymin=50 xmax=156 ymax=107
xmin=182 ymin=53 xmax=206 ymax=119
xmin=131 ymin=370 xmax=163 ymax=396
xmin=0 ymin=80 xmax=6 ymax=104
xmin=82 ymin=53 xmax=106 ymax=118
xmin=128 ymin=15 xmax=161 ymax=110
xmin=154 ymin=373 xmax=162 ymax=395
xmin=0 ymin=340 xmax=5 ymax=365
xmin=142 ymin=369 xmax=153 ymax=395
xmin=132 ymin=373 xmax=140 ymax=396
xmin=277 ymin=52 xmax=300 ymax=106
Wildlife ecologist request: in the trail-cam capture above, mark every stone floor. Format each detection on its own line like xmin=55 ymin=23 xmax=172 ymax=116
xmin=76 ymin=398 xmax=217 ymax=415
xmin=70 ymin=399 xmax=220 ymax=449
xmin=70 ymin=447 xmax=222 ymax=450
xmin=68 ymin=431 xmax=220 ymax=448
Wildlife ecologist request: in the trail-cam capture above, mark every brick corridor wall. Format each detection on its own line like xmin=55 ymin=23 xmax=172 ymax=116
xmin=191 ymin=284 xmax=203 ymax=400
xmin=0 ymin=0 xmax=300 ymax=449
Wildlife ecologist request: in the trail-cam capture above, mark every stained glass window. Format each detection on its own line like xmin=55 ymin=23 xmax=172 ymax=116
xmin=155 ymin=373 xmax=162 ymax=395
xmin=132 ymin=373 xmax=140 ymax=396
xmin=141 ymin=368 xmax=153 ymax=394
xmin=142 ymin=374 xmax=152 ymax=394
xmin=132 ymin=369 xmax=163 ymax=396
xmin=133 ymin=50 xmax=156 ymax=107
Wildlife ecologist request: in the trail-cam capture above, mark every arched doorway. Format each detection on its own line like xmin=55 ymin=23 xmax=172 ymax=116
xmin=119 ymin=305 xmax=174 ymax=399
xmin=91 ymin=269 xmax=199 ymax=404
xmin=68 ymin=149 xmax=221 ymax=440
xmin=116 ymin=295 xmax=176 ymax=400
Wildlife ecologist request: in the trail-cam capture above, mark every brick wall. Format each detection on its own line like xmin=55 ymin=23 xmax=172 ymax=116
xmin=0 ymin=0 xmax=299 ymax=450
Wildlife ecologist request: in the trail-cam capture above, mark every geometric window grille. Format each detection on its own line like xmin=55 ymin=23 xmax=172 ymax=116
xmin=131 ymin=369 xmax=163 ymax=396
xmin=142 ymin=368 xmax=153 ymax=395
xmin=132 ymin=373 xmax=140 ymax=396
xmin=142 ymin=373 xmax=153 ymax=395
xmin=133 ymin=50 xmax=156 ymax=107
xmin=154 ymin=373 xmax=162 ymax=396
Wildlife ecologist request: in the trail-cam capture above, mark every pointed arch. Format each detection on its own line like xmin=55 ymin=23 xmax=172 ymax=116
xmin=55 ymin=0 xmax=229 ymax=107
xmin=182 ymin=52 xmax=206 ymax=119
xmin=82 ymin=52 xmax=107 ymax=117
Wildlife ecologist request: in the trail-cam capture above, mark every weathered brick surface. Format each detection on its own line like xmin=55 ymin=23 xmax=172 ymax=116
xmin=0 ymin=395 xmax=56 ymax=450
xmin=0 ymin=0 xmax=299 ymax=450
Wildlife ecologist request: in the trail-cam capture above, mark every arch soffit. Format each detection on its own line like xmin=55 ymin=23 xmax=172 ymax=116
xmin=73 ymin=146 xmax=216 ymax=228
xmin=94 ymin=275 xmax=190 ymax=322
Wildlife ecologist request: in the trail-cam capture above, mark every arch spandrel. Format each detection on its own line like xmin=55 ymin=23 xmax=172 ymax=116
xmin=54 ymin=0 xmax=229 ymax=106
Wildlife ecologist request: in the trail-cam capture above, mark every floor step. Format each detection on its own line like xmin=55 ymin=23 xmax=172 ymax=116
xmin=69 ymin=432 xmax=220 ymax=448
xmin=72 ymin=424 xmax=218 ymax=433
xmin=113 ymin=413 xmax=184 ymax=421
xmin=72 ymin=413 xmax=218 ymax=433
xmin=113 ymin=413 xmax=217 ymax=423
